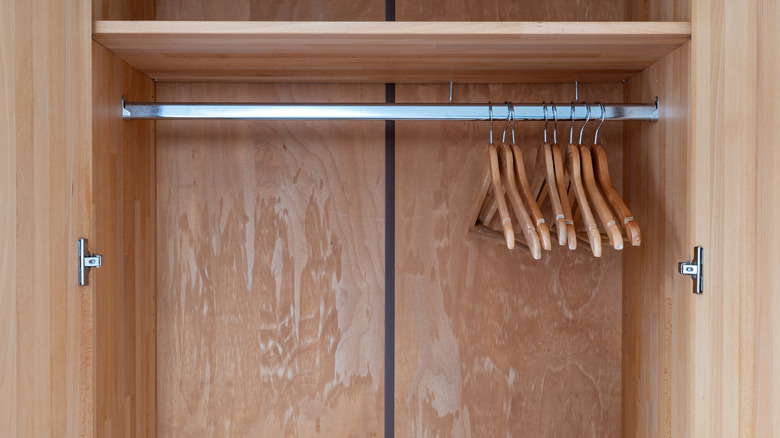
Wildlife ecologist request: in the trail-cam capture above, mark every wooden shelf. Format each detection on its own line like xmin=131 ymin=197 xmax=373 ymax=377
xmin=93 ymin=21 xmax=691 ymax=83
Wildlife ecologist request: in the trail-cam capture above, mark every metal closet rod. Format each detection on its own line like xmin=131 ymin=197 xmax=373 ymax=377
xmin=121 ymin=99 xmax=659 ymax=122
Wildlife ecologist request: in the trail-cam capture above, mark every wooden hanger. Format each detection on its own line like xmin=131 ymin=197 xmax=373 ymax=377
xmin=488 ymin=143 xmax=515 ymax=249
xmin=580 ymin=145 xmax=624 ymax=250
xmin=530 ymin=103 xmax=568 ymax=247
xmin=464 ymin=107 xmax=518 ymax=250
xmin=504 ymin=104 xmax=551 ymax=251
xmin=579 ymin=107 xmax=623 ymax=250
xmin=590 ymin=103 xmax=641 ymax=246
xmin=500 ymin=143 xmax=542 ymax=258
xmin=510 ymin=144 xmax=552 ymax=251
xmin=551 ymin=142 xmax=577 ymax=250
xmin=561 ymin=104 xmax=599 ymax=255
xmin=565 ymin=142 xmax=601 ymax=257
xmin=466 ymin=144 xmax=525 ymax=249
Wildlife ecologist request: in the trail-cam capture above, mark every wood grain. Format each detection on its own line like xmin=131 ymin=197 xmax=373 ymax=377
xmin=754 ymin=1 xmax=780 ymax=434
xmin=155 ymin=83 xmax=385 ymax=437
xmin=395 ymin=82 xmax=624 ymax=436
xmin=746 ymin=0 xmax=780 ymax=436
xmin=692 ymin=0 xmax=780 ymax=435
xmin=0 ymin=0 xmax=17 ymax=435
xmin=8 ymin=0 xmax=94 ymax=436
xmin=397 ymin=0 xmax=624 ymax=21
xmin=92 ymin=0 xmax=153 ymax=20
xmin=624 ymin=42 xmax=690 ymax=438
xmin=155 ymin=0 xmax=382 ymax=21
xmin=92 ymin=21 xmax=691 ymax=83
xmin=92 ymin=43 xmax=156 ymax=438
xmin=626 ymin=0 xmax=690 ymax=21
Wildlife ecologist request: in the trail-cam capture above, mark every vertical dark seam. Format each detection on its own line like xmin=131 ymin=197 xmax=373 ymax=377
xmin=384 ymin=0 xmax=395 ymax=435
xmin=384 ymin=89 xmax=396 ymax=438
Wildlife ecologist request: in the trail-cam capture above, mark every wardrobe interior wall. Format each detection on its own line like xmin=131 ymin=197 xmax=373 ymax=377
xmin=91 ymin=0 xmax=690 ymax=436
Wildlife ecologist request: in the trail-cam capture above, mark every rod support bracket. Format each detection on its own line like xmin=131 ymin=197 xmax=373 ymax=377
xmin=122 ymin=95 xmax=131 ymax=119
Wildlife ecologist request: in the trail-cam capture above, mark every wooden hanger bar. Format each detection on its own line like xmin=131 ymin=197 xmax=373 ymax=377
xmin=122 ymin=100 xmax=659 ymax=121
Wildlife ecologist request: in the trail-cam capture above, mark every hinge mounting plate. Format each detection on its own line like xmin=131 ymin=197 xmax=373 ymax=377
xmin=78 ymin=238 xmax=102 ymax=286
xmin=679 ymin=246 xmax=703 ymax=294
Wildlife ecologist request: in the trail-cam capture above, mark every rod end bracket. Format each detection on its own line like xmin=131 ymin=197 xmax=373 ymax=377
xmin=122 ymin=95 xmax=132 ymax=120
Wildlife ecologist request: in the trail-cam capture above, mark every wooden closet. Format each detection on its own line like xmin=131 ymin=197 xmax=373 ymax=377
xmin=1 ymin=0 xmax=779 ymax=436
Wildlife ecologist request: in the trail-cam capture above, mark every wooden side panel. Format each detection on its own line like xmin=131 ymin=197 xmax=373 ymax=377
xmin=0 ymin=0 xmax=17 ymax=435
xmin=155 ymin=83 xmax=385 ymax=437
xmin=397 ymin=0 xmax=623 ymax=21
xmin=624 ymin=42 xmax=691 ymax=438
xmin=9 ymin=0 xmax=94 ymax=436
xmin=92 ymin=43 xmax=157 ymax=438
xmin=155 ymin=0 xmax=382 ymax=20
xmin=692 ymin=0 xmax=780 ymax=436
xmin=754 ymin=0 xmax=780 ymax=434
xmin=395 ymin=83 xmax=624 ymax=437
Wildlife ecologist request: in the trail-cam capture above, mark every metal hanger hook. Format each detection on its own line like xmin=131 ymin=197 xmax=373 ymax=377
xmin=569 ymin=102 xmax=576 ymax=144
xmin=578 ymin=102 xmax=591 ymax=144
xmin=489 ymin=101 xmax=493 ymax=144
xmin=552 ymin=101 xmax=558 ymax=144
xmin=502 ymin=101 xmax=512 ymax=143
xmin=511 ymin=103 xmax=516 ymax=144
xmin=595 ymin=102 xmax=606 ymax=144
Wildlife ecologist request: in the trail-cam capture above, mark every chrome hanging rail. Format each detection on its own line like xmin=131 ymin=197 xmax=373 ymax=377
xmin=121 ymin=98 xmax=659 ymax=121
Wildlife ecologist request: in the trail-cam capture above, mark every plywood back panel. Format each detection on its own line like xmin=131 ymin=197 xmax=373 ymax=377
xmin=155 ymin=0 xmax=382 ymax=20
xmin=4 ymin=0 xmax=93 ymax=436
xmin=394 ymin=83 xmax=624 ymax=436
xmin=92 ymin=0 xmax=153 ymax=20
xmin=624 ymin=42 xmax=691 ymax=438
xmin=626 ymin=0 xmax=690 ymax=21
xmin=92 ymin=43 xmax=157 ymax=438
xmin=156 ymin=83 xmax=385 ymax=436
xmin=397 ymin=0 xmax=624 ymax=21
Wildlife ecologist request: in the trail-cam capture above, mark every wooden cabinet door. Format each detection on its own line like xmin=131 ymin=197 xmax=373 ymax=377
xmin=691 ymin=0 xmax=780 ymax=436
xmin=0 ymin=0 xmax=94 ymax=436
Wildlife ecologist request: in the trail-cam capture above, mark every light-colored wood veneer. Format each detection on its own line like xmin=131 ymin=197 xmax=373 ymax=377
xmin=92 ymin=21 xmax=691 ymax=83
xmin=92 ymin=43 xmax=157 ymax=438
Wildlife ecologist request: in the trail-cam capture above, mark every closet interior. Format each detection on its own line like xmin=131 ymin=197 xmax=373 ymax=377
xmin=90 ymin=0 xmax=691 ymax=436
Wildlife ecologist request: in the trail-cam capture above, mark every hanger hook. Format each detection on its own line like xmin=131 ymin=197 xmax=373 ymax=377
xmin=595 ymin=102 xmax=606 ymax=144
xmin=569 ymin=102 xmax=576 ymax=144
xmin=489 ymin=102 xmax=493 ymax=144
xmin=552 ymin=102 xmax=558 ymax=144
xmin=511 ymin=103 xmax=516 ymax=144
xmin=543 ymin=102 xmax=548 ymax=143
xmin=578 ymin=102 xmax=591 ymax=144
xmin=502 ymin=101 xmax=512 ymax=143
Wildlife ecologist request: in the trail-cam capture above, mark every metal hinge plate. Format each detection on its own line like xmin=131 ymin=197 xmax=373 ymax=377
xmin=78 ymin=238 xmax=102 ymax=286
xmin=679 ymin=246 xmax=703 ymax=294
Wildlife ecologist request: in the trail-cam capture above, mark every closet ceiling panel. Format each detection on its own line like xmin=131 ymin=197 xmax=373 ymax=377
xmin=394 ymin=82 xmax=624 ymax=437
xmin=155 ymin=82 xmax=386 ymax=436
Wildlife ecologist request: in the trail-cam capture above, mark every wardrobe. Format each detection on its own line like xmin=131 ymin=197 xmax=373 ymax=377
xmin=1 ymin=0 xmax=779 ymax=436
